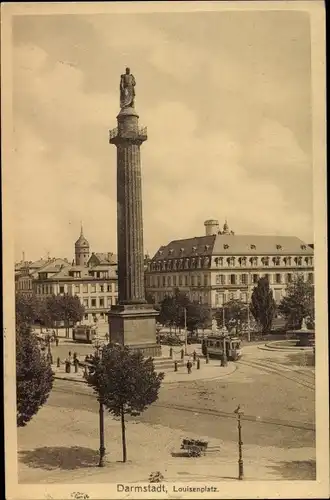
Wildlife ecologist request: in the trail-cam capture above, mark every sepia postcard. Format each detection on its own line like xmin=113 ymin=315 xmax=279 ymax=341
xmin=2 ymin=1 xmax=328 ymax=499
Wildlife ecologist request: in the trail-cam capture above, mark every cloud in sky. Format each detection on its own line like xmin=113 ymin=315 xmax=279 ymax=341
xmin=12 ymin=10 xmax=313 ymax=262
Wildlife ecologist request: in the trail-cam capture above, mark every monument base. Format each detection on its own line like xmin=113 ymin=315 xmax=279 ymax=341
xmin=108 ymin=303 xmax=161 ymax=358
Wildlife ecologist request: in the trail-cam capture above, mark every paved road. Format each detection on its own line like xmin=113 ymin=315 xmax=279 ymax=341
xmin=49 ymin=367 xmax=315 ymax=450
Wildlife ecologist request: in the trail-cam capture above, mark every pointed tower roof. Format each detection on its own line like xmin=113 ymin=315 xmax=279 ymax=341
xmin=222 ymin=219 xmax=230 ymax=234
xmin=75 ymin=223 xmax=89 ymax=247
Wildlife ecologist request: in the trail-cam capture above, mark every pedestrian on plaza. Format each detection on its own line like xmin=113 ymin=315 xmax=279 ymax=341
xmin=65 ymin=358 xmax=71 ymax=373
xmin=193 ymin=350 xmax=197 ymax=362
xmin=74 ymin=357 xmax=79 ymax=373
xmin=55 ymin=336 xmax=59 ymax=346
xmin=186 ymin=360 xmax=192 ymax=374
xmin=73 ymin=352 xmax=78 ymax=362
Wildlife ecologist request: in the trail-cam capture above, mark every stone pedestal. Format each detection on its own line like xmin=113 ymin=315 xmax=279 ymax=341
xmin=108 ymin=304 xmax=161 ymax=358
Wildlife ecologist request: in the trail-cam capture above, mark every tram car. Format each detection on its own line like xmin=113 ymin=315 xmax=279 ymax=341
xmin=72 ymin=325 xmax=96 ymax=344
xmin=201 ymin=335 xmax=242 ymax=361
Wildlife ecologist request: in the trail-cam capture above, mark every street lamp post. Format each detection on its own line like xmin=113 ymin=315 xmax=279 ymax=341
xmin=247 ymin=273 xmax=251 ymax=342
xmin=222 ymin=305 xmax=228 ymax=367
xmin=183 ymin=307 xmax=188 ymax=355
xmin=45 ymin=332 xmax=53 ymax=365
xmin=234 ymin=405 xmax=244 ymax=480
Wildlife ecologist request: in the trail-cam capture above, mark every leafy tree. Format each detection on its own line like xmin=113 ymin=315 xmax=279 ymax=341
xmin=215 ymin=299 xmax=248 ymax=333
xmin=159 ymin=289 xmax=209 ymax=332
xmin=86 ymin=344 xmax=164 ymax=463
xmin=15 ymin=292 xmax=42 ymax=328
xmin=158 ymin=294 xmax=179 ymax=330
xmin=186 ymin=302 xmax=211 ymax=333
xmin=56 ymin=294 xmax=85 ymax=337
xmin=16 ymin=326 xmax=54 ymax=427
xmin=278 ymin=274 xmax=314 ymax=329
xmin=250 ymin=277 xmax=276 ymax=333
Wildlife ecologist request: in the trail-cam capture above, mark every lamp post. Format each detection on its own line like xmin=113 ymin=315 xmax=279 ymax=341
xmin=183 ymin=307 xmax=188 ymax=355
xmin=234 ymin=405 xmax=244 ymax=480
xmin=222 ymin=305 xmax=228 ymax=367
xmin=45 ymin=331 xmax=53 ymax=365
xmin=247 ymin=273 xmax=251 ymax=342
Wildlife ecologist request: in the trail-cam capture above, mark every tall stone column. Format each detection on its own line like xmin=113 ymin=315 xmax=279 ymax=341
xmin=108 ymin=68 xmax=160 ymax=357
xmin=114 ymin=107 xmax=146 ymax=305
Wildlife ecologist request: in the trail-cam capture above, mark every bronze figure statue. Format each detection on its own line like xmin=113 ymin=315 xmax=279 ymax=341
xmin=120 ymin=67 xmax=136 ymax=109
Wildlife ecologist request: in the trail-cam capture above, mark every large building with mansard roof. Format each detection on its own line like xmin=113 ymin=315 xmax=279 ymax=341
xmin=145 ymin=219 xmax=314 ymax=308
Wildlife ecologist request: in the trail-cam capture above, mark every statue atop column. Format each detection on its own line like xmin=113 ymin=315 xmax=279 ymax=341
xmin=120 ymin=67 xmax=136 ymax=109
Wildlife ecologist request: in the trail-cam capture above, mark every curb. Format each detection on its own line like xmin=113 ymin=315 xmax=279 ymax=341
xmin=54 ymin=364 xmax=238 ymax=386
xmin=54 ymin=375 xmax=87 ymax=384
xmin=258 ymin=345 xmax=311 ymax=352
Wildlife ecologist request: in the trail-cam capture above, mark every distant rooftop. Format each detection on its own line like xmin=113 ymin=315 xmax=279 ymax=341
xmin=152 ymin=234 xmax=313 ymax=260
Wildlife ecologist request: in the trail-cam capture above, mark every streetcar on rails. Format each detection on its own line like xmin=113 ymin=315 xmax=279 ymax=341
xmin=201 ymin=335 xmax=242 ymax=361
xmin=72 ymin=325 xmax=97 ymax=344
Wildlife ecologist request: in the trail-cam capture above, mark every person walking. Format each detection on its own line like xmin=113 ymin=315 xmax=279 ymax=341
xmin=186 ymin=360 xmax=192 ymax=374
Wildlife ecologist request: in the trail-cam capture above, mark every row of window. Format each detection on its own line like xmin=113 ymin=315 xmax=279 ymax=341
xmin=35 ymin=282 xmax=118 ymax=295
xmin=213 ymin=256 xmax=313 ymax=267
xmin=146 ymin=274 xmax=209 ymax=288
xmin=146 ymin=271 xmax=314 ymax=289
xmin=82 ymin=297 xmax=117 ymax=308
xmin=149 ymin=255 xmax=313 ymax=272
xmin=16 ymin=279 xmax=32 ymax=290
xmin=83 ymin=312 xmax=107 ymax=322
xmin=68 ymin=270 xmax=110 ymax=279
xmin=215 ymin=273 xmax=314 ymax=286
xmin=151 ymin=291 xmax=209 ymax=305
xmin=214 ymin=288 xmax=284 ymax=305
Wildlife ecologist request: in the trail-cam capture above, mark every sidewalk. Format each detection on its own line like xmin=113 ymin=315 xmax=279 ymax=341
xmin=52 ymin=357 xmax=237 ymax=385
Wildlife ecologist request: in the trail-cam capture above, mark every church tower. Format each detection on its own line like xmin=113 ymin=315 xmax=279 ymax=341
xmin=75 ymin=224 xmax=90 ymax=266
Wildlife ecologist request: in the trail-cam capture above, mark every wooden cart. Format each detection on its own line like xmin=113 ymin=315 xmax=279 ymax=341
xmin=180 ymin=439 xmax=208 ymax=457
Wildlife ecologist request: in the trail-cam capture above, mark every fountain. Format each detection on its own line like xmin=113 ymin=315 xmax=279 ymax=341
xmin=290 ymin=317 xmax=315 ymax=347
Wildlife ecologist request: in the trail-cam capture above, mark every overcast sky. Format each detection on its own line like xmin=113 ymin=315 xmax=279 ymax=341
xmin=12 ymin=9 xmax=313 ymax=262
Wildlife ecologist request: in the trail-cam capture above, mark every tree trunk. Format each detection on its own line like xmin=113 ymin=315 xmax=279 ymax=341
xmin=120 ymin=406 xmax=127 ymax=463
xmin=98 ymin=400 xmax=105 ymax=467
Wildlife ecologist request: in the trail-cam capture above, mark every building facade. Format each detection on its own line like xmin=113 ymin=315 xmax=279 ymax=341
xmin=16 ymin=229 xmax=119 ymax=325
xmin=145 ymin=220 xmax=314 ymax=309
xmin=15 ymin=258 xmax=69 ymax=297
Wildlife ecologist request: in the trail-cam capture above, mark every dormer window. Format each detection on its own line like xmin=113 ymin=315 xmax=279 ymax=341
xmin=301 ymin=245 xmax=306 ymax=250
xmin=276 ymin=245 xmax=282 ymax=250
xmin=180 ymin=248 xmax=185 ymax=253
xmin=158 ymin=250 xmax=163 ymax=255
xmin=250 ymin=244 xmax=256 ymax=250
xmin=223 ymin=244 xmax=229 ymax=249
xmin=192 ymin=246 xmax=197 ymax=252
xmin=169 ymin=249 xmax=174 ymax=255
xmin=204 ymin=245 xmax=209 ymax=251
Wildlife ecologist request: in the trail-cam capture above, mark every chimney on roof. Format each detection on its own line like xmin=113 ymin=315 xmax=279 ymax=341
xmin=204 ymin=219 xmax=219 ymax=236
